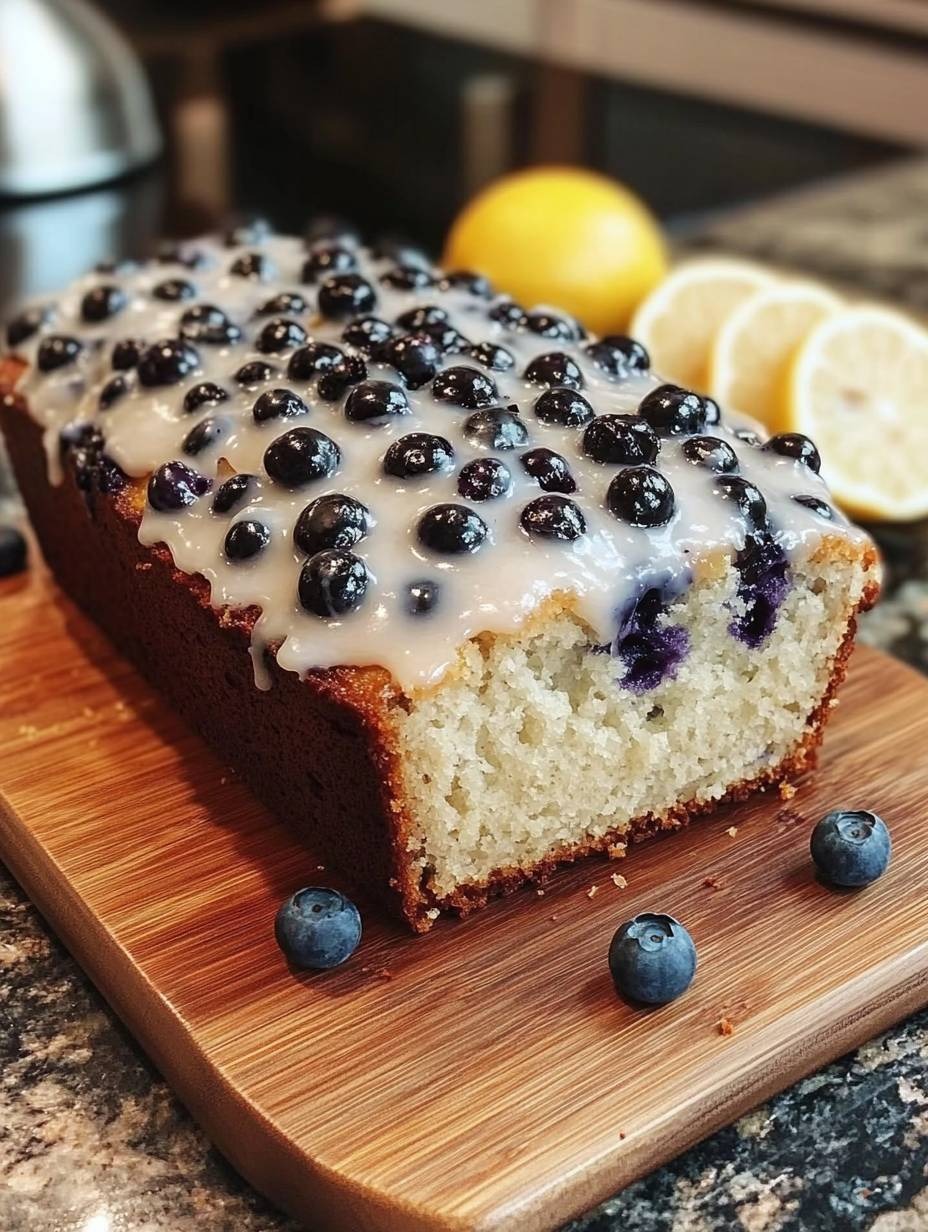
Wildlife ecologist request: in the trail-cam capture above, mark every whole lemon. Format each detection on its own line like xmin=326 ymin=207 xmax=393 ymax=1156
xmin=444 ymin=167 xmax=668 ymax=335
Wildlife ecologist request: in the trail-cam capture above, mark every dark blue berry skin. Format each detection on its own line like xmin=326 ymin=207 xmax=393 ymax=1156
xmin=342 ymin=316 xmax=394 ymax=355
xmin=520 ymin=448 xmax=576 ymax=493
xmin=520 ymin=495 xmax=586 ymax=541
xmin=384 ymin=433 xmax=454 ymax=479
xmin=523 ymin=352 xmax=583 ymax=390
xmin=299 ymin=549 xmax=369 ymax=616
xmin=257 ymin=292 xmax=308 ymax=316
xmin=183 ymin=381 xmax=228 ymax=414
xmin=488 ymin=299 xmax=527 ymax=330
xmin=111 ymin=338 xmax=143 ymax=370
xmin=212 ymin=472 xmax=256 ymax=514
xmin=607 ymin=466 xmax=676 ymax=527
xmin=533 ymin=387 xmax=594 ymax=428
xmin=585 ymin=335 xmax=650 ymax=378
xmin=733 ymin=426 xmax=761 ymax=447
xmin=470 ymin=341 xmax=515 ymax=372
xmin=234 ymin=360 xmax=276 ymax=387
xmin=37 ymin=335 xmax=82 ymax=372
xmin=380 ymin=333 xmax=440 ymax=389
xmin=302 ymin=244 xmax=358 ymax=283
xmin=0 ymin=526 xmax=27 ymax=577
xmin=583 ymin=415 xmax=660 ymax=466
xmin=731 ymin=531 xmax=789 ymax=647
xmin=138 ymin=339 xmax=200 ymax=387
xmin=526 ymin=310 xmax=580 ymax=342
xmin=608 ymin=913 xmax=697 ymax=1006
xmin=417 ymin=503 xmax=488 ymax=554
xmin=810 ymin=810 xmax=891 ymax=888
xmin=614 ymin=586 xmax=689 ymax=694
xmin=464 ymin=408 xmax=528 ymax=451
xmin=180 ymin=304 xmax=242 ymax=346
xmin=182 ymin=416 xmax=229 ymax=456
xmin=380 ymin=264 xmax=435 ymax=291
xmin=99 ymin=375 xmax=128 ymax=410
xmin=152 ymin=278 xmax=196 ymax=303
xmin=229 ymin=251 xmax=272 ymax=280
xmin=457 ymin=457 xmax=512 ymax=502
xmin=225 ymin=519 xmax=270 ymax=561
xmin=406 ymin=579 xmax=440 ymax=614
xmin=793 ymin=494 xmax=834 ymax=520
xmin=396 ymin=304 xmax=448 ymax=332
xmin=147 ymin=461 xmax=211 ymax=511
xmin=81 ymin=284 xmax=127 ymax=321
xmin=294 ymin=494 xmax=372 ymax=555
xmin=345 ymin=380 xmax=410 ymax=425
xmin=432 ymin=365 xmax=499 ymax=410
xmin=682 ymin=435 xmax=738 ymax=473
xmin=317 ymin=354 xmax=367 ymax=402
xmin=275 ymin=887 xmax=361 ymax=969
xmin=256 ymin=317 xmax=308 ymax=355
xmin=638 ymin=384 xmax=707 ymax=437
xmin=703 ymin=396 xmax=722 ymax=426
xmin=763 ymin=432 xmax=821 ymax=473
xmin=318 ymin=274 xmax=377 ymax=320
xmin=441 ymin=270 xmax=492 ymax=298
xmin=252 ymin=387 xmax=308 ymax=423
xmin=715 ymin=475 xmax=767 ymax=529
xmin=287 ymin=342 xmax=345 ymax=381
xmin=263 ymin=428 xmax=340 ymax=488
xmin=6 ymin=305 xmax=50 ymax=348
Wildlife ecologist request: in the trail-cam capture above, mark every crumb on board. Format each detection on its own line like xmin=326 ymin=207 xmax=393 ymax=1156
xmin=550 ymin=914 xmax=559 ymax=923
xmin=619 ymin=1132 xmax=626 ymax=1140
xmin=81 ymin=706 xmax=94 ymax=719
xmin=316 ymin=865 xmax=326 ymax=872
xmin=426 ymin=907 xmax=439 ymax=920
xmin=134 ymin=561 xmax=152 ymax=572
xmin=611 ymin=873 xmax=627 ymax=889
xmin=726 ymin=826 xmax=738 ymax=838
xmin=607 ymin=842 xmax=627 ymax=860
xmin=586 ymin=884 xmax=599 ymax=900
xmin=702 ymin=875 xmax=723 ymax=890
xmin=536 ymin=888 xmax=545 ymax=897
xmin=718 ymin=1017 xmax=735 ymax=1036
xmin=779 ymin=781 xmax=797 ymax=801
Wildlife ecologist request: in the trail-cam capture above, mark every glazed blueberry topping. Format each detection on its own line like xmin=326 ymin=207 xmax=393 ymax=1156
xmin=469 ymin=341 xmax=515 ymax=372
xmin=341 ymin=316 xmax=394 ymax=354
xmin=396 ymin=304 xmax=448 ymax=331
xmin=383 ymin=432 xmax=454 ymax=478
xmin=263 ymin=427 xmax=341 ymax=488
xmin=715 ymin=474 xmax=767 ymax=529
xmin=234 ymin=359 xmax=276 ymax=387
xmin=463 ymin=407 xmax=528 ymax=450
xmin=317 ymin=353 xmax=367 ymax=401
xmin=224 ymin=518 xmax=271 ymax=561
xmin=520 ymin=447 xmax=576 ymax=493
xmin=274 ymin=886 xmax=362 ymax=969
xmin=344 ymin=379 xmax=411 ymax=424
xmin=99 ymin=374 xmax=128 ymax=410
xmin=299 ymin=549 xmax=370 ymax=617
xmin=763 ymin=432 xmax=821 ymax=472
xmin=793 ymin=494 xmax=834 ymax=519
xmin=417 ymin=503 xmax=488 ymax=554
xmin=6 ymin=305 xmax=50 ymax=348
xmin=440 ymin=270 xmax=492 ymax=298
xmin=179 ymin=303 xmax=242 ymax=346
xmin=59 ymin=424 xmax=128 ymax=500
xmin=252 ymin=387 xmax=308 ymax=423
xmin=533 ymin=386 xmax=594 ymax=428
xmin=420 ymin=320 xmax=471 ymax=354
xmin=432 ymin=365 xmax=498 ymax=409
xmin=733 ymin=426 xmax=761 ymax=447
xmin=583 ymin=415 xmax=660 ymax=465
xmin=638 ymin=384 xmax=707 ymax=437
xmin=138 ymin=338 xmax=200 ymax=388
xmin=257 ymin=292 xmax=308 ymax=316
xmin=212 ymin=472 xmax=256 ymax=514
xmin=523 ymin=352 xmax=583 ymax=390
xmin=287 ymin=342 xmax=345 ymax=381
xmin=380 ymin=332 xmax=440 ymax=389
xmin=256 ymin=317 xmax=308 ymax=354
xmin=681 ymin=435 xmax=739 ymax=473
xmin=37 ymin=335 xmax=82 ymax=372
xmin=457 ymin=457 xmax=512 ymax=501
xmin=406 ymin=579 xmax=441 ymax=614
xmin=318 ymin=273 xmax=377 ymax=320
xmin=608 ymin=913 xmax=697 ymax=1005
xmin=0 ymin=525 xmax=27 ymax=578
xmin=81 ymin=284 xmax=127 ymax=322
xmin=229 ymin=251 xmax=272 ymax=280
xmin=810 ymin=810 xmax=891 ymax=888
xmin=380 ymin=264 xmax=435 ymax=291
xmin=305 ymin=215 xmax=361 ymax=247
xmin=154 ymin=242 xmax=204 ymax=269
xmin=224 ymin=215 xmax=271 ymax=247
xmin=703 ymin=396 xmax=722 ymax=426
xmin=302 ymin=244 xmax=358 ymax=283
xmin=147 ymin=460 xmax=211 ymax=510
xmin=153 ymin=278 xmax=196 ymax=303
xmin=607 ymin=466 xmax=676 ymax=527
xmin=613 ymin=586 xmax=689 ymax=693
xmin=488 ymin=299 xmax=527 ymax=329
xmin=584 ymin=334 xmax=650 ymax=378
xmin=183 ymin=381 xmax=229 ymax=414
xmin=182 ymin=415 xmax=230 ymax=456
xmin=526 ymin=310 xmax=581 ymax=341
xmin=111 ymin=338 xmax=143 ymax=370
xmin=294 ymin=493 xmax=372 ymax=555
xmin=520 ymin=494 xmax=586 ymax=541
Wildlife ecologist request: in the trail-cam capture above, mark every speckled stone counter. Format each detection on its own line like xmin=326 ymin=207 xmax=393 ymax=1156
xmin=5 ymin=158 xmax=928 ymax=1232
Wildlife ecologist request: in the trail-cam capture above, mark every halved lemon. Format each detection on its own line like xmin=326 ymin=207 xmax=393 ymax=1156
xmin=709 ymin=281 xmax=841 ymax=426
xmin=781 ymin=304 xmax=928 ymax=522
xmin=630 ymin=257 xmax=776 ymax=390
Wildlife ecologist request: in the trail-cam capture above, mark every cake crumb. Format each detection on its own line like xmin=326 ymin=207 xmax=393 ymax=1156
xmin=135 ymin=561 xmax=152 ymax=572
xmin=607 ymin=842 xmax=628 ymax=860
xmin=426 ymin=907 xmax=439 ymax=919
xmin=726 ymin=826 xmax=738 ymax=838
xmin=536 ymin=888 xmax=545 ymax=897
xmin=316 ymin=864 xmax=326 ymax=871
xmin=703 ymin=875 xmax=723 ymax=890
xmin=219 ymin=776 xmax=227 ymax=786
xmin=586 ymin=884 xmax=599 ymax=899
xmin=718 ymin=1017 xmax=735 ymax=1036
xmin=619 ymin=1132 xmax=626 ymax=1140
xmin=779 ymin=782 xmax=797 ymax=801
xmin=611 ymin=873 xmax=627 ymax=890
xmin=82 ymin=706 xmax=94 ymax=719
xmin=550 ymin=913 xmax=559 ymax=922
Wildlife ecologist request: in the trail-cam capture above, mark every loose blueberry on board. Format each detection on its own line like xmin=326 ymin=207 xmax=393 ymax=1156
xmin=183 ymin=381 xmax=229 ymax=414
xmin=763 ymin=432 xmax=822 ymax=473
xmin=256 ymin=317 xmax=308 ymax=355
xmin=793 ymin=494 xmax=835 ymax=520
xmin=383 ymin=433 xmax=455 ymax=479
xmin=318 ymin=273 xmax=378 ymax=320
xmin=252 ymin=387 xmax=309 ymax=423
xmin=298 ymin=549 xmax=370 ymax=617
xmin=533 ymin=387 xmax=595 ymax=428
xmin=488 ymin=298 xmax=528 ymax=329
xmin=287 ymin=342 xmax=345 ymax=381
xmin=583 ymin=415 xmax=660 ymax=466
xmin=380 ymin=264 xmax=435 ymax=291
xmin=457 ymin=457 xmax=512 ymax=501
xmin=526 ymin=310 xmax=579 ymax=341
xmin=318 ymin=353 xmax=367 ymax=402
xmin=0 ymin=526 xmax=27 ymax=577
xmin=275 ymin=887 xmax=362 ymax=970
xmin=584 ymin=335 xmax=650 ymax=379
xmin=440 ymin=269 xmax=493 ymax=298
xmin=182 ymin=416 xmax=230 ymax=457
xmin=344 ymin=379 xmax=411 ymax=425
xmin=523 ymin=352 xmax=584 ymax=390
xmin=138 ymin=339 xmax=200 ymax=387
xmin=469 ymin=341 xmax=515 ymax=372
xmin=293 ymin=494 xmax=372 ymax=555
xmin=607 ymin=466 xmax=676 ymax=527
xmin=608 ymin=913 xmax=697 ymax=1005
xmin=37 ymin=335 xmax=83 ymax=372
xmin=638 ymin=384 xmax=707 ymax=437
xmin=229 ymin=251 xmax=272 ymax=280
xmin=81 ymin=284 xmax=127 ymax=322
xmin=152 ymin=278 xmax=196 ymax=303
xmin=406 ymin=579 xmax=441 ymax=614
xmin=6 ymin=305 xmax=51 ymax=347
xmin=682 ymin=435 xmax=739 ymax=473
xmin=715 ymin=474 xmax=768 ymax=529
xmin=463 ymin=407 xmax=528 ymax=450
xmin=212 ymin=472 xmax=256 ymax=515
xmin=263 ymin=427 xmax=341 ymax=488
xmin=520 ymin=495 xmax=586 ymax=541
xmin=342 ymin=316 xmax=394 ymax=355
xmin=432 ymin=365 xmax=499 ymax=409
xmin=257 ymin=292 xmax=308 ymax=316
xmin=380 ymin=333 xmax=441 ymax=389
xmin=810 ymin=810 xmax=891 ymax=887
xmin=147 ymin=461 xmax=211 ymax=511
xmin=520 ymin=448 xmax=576 ymax=493
xmin=111 ymin=339 xmax=144 ymax=370
xmin=99 ymin=375 xmax=128 ymax=410
xmin=302 ymin=244 xmax=358 ymax=283
xmin=180 ymin=304 xmax=242 ymax=346
xmin=417 ymin=503 xmax=489 ymax=554
xmin=234 ymin=360 xmax=276 ymax=388
xmin=225 ymin=519 xmax=271 ymax=561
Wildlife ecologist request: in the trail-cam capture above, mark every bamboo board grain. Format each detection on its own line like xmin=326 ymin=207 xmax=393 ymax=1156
xmin=3 ymin=561 xmax=928 ymax=1232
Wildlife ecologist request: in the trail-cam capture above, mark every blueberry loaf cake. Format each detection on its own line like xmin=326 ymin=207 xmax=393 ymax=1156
xmin=0 ymin=220 xmax=878 ymax=931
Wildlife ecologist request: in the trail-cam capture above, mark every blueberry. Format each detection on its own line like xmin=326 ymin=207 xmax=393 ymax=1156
xmin=432 ymin=365 xmax=498 ymax=409
xmin=182 ymin=416 xmax=230 ymax=456
xmin=793 ymin=494 xmax=834 ymax=520
xmin=234 ymin=360 xmax=276 ymax=387
xmin=302 ymin=244 xmax=358 ymax=283
xmin=463 ymin=407 xmax=527 ymax=450
xmin=383 ymin=432 xmax=454 ymax=479
xmin=341 ymin=316 xmax=394 ymax=355
xmin=523 ymin=352 xmax=583 ymax=390
xmin=380 ymin=333 xmax=440 ymax=389
xmin=763 ymin=432 xmax=821 ymax=473
xmin=224 ymin=519 xmax=271 ymax=561
xmin=263 ymin=427 xmax=340 ymax=488
xmin=520 ymin=447 xmax=576 ymax=493
xmin=287 ymin=342 xmax=345 ymax=381
xmin=305 ymin=215 xmax=361 ymax=247
xmin=138 ymin=338 xmax=200 ymax=387
xmin=298 ymin=549 xmax=370 ymax=617
xmin=183 ymin=381 xmax=229 ymax=414
xmin=274 ymin=887 xmax=361 ymax=969
xmin=533 ymin=387 xmax=594 ymax=428
xmin=810 ymin=810 xmax=891 ymax=888
xmin=406 ymin=579 xmax=440 ymax=614
xmin=154 ymin=242 xmax=205 ymax=268
xmin=583 ymin=415 xmax=660 ymax=465
xmin=212 ymin=472 xmax=256 ymax=514
xmin=81 ymin=284 xmax=127 ymax=322
xmin=37 ymin=335 xmax=82 ymax=373
xmin=457 ymin=457 xmax=512 ymax=501
xmin=256 ymin=317 xmax=308 ymax=354
xmin=380 ymin=264 xmax=435 ymax=291
xmin=318 ymin=273 xmax=377 ymax=320
xmin=147 ymin=461 xmax=211 ymax=511
xmin=682 ymin=435 xmax=738 ymax=473
xmin=6 ymin=305 xmax=51 ymax=348
xmin=731 ymin=531 xmax=790 ymax=647
xmin=294 ymin=494 xmax=372 ymax=555
xmin=152 ymin=278 xmax=196 ymax=303
xmin=526 ymin=310 xmax=580 ymax=341
xmin=417 ymin=504 xmax=488 ymax=554
xmin=733 ymin=426 xmax=761 ymax=447
xmin=223 ymin=215 xmax=271 ymax=247
xmin=419 ymin=320 xmax=471 ymax=354
xmin=99 ymin=375 xmax=128 ymax=410
xmin=607 ymin=466 xmax=676 ymax=527
xmin=111 ymin=338 xmax=143 ymax=370
xmin=520 ymin=494 xmax=586 ymax=541
xmin=469 ymin=341 xmax=515 ymax=372
xmin=317 ymin=353 xmax=367 ymax=402
xmin=608 ymin=913 xmax=697 ymax=1005
xmin=440 ymin=270 xmax=492 ymax=298
xmin=0 ymin=526 xmax=27 ymax=577
xmin=585 ymin=335 xmax=650 ymax=378
xmin=256 ymin=292 xmax=308 ymax=316
xmin=396 ymin=304 xmax=448 ymax=332
xmin=344 ymin=379 xmax=410 ymax=425
xmin=488 ymin=299 xmax=527 ymax=329
xmin=179 ymin=304 xmax=242 ymax=346
xmin=638 ymin=384 xmax=707 ymax=437
xmin=252 ymin=387 xmax=309 ymax=423
xmin=715 ymin=475 xmax=767 ymax=529
xmin=229 ymin=251 xmax=272 ymax=280
xmin=703 ymin=396 xmax=722 ymax=426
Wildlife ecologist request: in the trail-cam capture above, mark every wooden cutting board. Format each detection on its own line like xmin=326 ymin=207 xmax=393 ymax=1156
xmin=3 ymin=560 xmax=928 ymax=1232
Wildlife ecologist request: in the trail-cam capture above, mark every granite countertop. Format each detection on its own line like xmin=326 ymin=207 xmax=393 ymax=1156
xmin=4 ymin=158 xmax=928 ymax=1232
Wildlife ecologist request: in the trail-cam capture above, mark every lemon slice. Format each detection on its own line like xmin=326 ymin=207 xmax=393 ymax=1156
xmin=708 ymin=281 xmax=841 ymax=427
xmin=782 ymin=305 xmax=928 ymax=522
xmin=630 ymin=258 xmax=776 ymax=390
